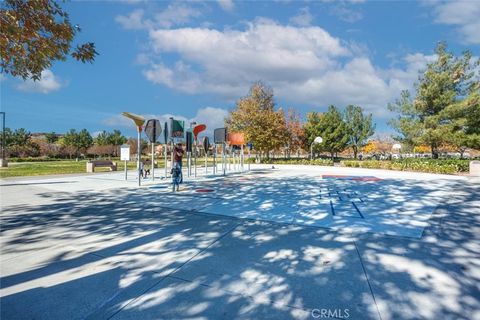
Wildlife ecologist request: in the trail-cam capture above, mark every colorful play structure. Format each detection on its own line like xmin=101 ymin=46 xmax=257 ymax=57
xmin=121 ymin=112 xmax=250 ymax=186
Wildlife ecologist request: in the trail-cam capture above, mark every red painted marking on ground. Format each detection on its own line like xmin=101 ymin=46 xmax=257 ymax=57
xmin=196 ymin=189 xmax=215 ymax=193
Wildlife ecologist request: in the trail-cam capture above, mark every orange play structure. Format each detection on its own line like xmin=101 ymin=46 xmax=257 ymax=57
xmin=228 ymin=132 xmax=245 ymax=146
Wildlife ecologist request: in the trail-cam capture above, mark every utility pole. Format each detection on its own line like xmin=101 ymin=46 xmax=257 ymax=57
xmin=0 ymin=112 xmax=8 ymax=167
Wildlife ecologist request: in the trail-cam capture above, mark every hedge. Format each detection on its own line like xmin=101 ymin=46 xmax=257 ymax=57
xmin=342 ymin=159 xmax=470 ymax=174
xmin=246 ymin=158 xmax=333 ymax=166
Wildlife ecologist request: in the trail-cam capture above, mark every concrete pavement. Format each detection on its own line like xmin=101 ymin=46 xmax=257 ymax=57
xmin=1 ymin=165 xmax=479 ymax=319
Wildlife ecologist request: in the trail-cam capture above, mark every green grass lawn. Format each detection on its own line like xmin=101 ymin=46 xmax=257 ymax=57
xmin=0 ymin=160 xmax=140 ymax=178
xmin=0 ymin=158 xmax=221 ymax=178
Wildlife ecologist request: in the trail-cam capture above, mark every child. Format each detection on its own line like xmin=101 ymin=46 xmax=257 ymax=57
xmin=173 ymin=143 xmax=184 ymax=183
xmin=139 ymin=160 xmax=145 ymax=178
xmin=140 ymin=160 xmax=150 ymax=178
xmin=171 ymin=163 xmax=181 ymax=192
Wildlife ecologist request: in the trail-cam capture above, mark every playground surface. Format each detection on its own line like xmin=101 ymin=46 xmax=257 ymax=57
xmin=1 ymin=165 xmax=479 ymax=319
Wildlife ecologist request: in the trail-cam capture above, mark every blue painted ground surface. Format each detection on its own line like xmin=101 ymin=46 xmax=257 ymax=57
xmin=4 ymin=165 xmax=461 ymax=239
xmin=145 ymin=167 xmax=456 ymax=238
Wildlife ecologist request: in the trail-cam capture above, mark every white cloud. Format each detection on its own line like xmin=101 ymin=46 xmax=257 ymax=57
xmin=143 ymin=61 xmax=202 ymax=94
xmin=146 ymin=19 xmax=349 ymax=99
xmin=192 ymin=107 xmax=229 ymax=136
xmin=135 ymin=53 xmax=151 ymax=65
xmin=116 ymin=3 xmax=201 ymax=30
xmin=218 ymin=0 xmax=234 ymax=12
xmin=103 ymin=114 xmax=132 ymax=128
xmin=136 ymin=19 xmax=436 ymax=118
xmin=330 ymin=4 xmax=363 ymax=23
xmin=289 ymin=7 xmax=313 ymax=27
xmin=103 ymin=107 xmax=229 ymax=138
xmin=155 ymin=3 xmax=201 ymax=28
xmin=115 ymin=9 xmax=148 ymax=30
xmin=429 ymin=0 xmax=480 ymax=44
xmin=17 ymin=70 xmax=62 ymax=94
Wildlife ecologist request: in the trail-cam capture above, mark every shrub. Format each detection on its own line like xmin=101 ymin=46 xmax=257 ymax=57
xmin=246 ymin=158 xmax=333 ymax=166
xmin=342 ymin=159 xmax=470 ymax=174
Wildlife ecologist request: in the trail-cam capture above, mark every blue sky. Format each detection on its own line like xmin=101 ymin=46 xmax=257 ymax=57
xmin=1 ymin=0 xmax=479 ymax=138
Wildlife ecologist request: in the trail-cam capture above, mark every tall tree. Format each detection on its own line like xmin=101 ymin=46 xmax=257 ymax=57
xmin=303 ymin=106 xmax=349 ymax=161
xmin=62 ymin=129 xmax=78 ymax=158
xmin=0 ymin=128 xmax=14 ymax=147
xmin=108 ymin=130 xmax=127 ymax=146
xmin=0 ymin=128 xmax=38 ymax=157
xmin=94 ymin=131 xmax=110 ymax=146
xmin=388 ymin=90 xmax=423 ymax=148
xmin=62 ymin=128 xmax=92 ymax=157
xmin=303 ymin=111 xmax=322 ymax=156
xmin=389 ymin=42 xmax=478 ymax=158
xmin=44 ymin=132 xmax=58 ymax=144
xmin=318 ymin=106 xmax=349 ymax=161
xmin=225 ymin=82 xmax=288 ymax=158
xmin=438 ymin=89 xmax=480 ymax=157
xmin=0 ymin=0 xmax=98 ymax=80
xmin=12 ymin=128 xmax=31 ymax=146
xmin=344 ymin=105 xmax=375 ymax=159
xmin=285 ymin=108 xmax=305 ymax=157
xmin=77 ymin=129 xmax=93 ymax=155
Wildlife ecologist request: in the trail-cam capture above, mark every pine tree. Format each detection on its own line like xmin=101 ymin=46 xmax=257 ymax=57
xmin=344 ymin=105 xmax=375 ymax=159
xmin=389 ymin=42 xmax=478 ymax=158
xmin=303 ymin=106 xmax=349 ymax=161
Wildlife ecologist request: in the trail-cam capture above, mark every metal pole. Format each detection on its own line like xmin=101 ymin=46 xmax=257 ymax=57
xmin=223 ymin=143 xmax=226 ymax=176
xmin=188 ymin=122 xmax=195 ymax=177
xmin=205 ymin=147 xmax=208 ymax=175
xmin=187 ymin=151 xmax=191 ymax=177
xmin=1 ymin=112 xmax=5 ymax=160
xmin=171 ymin=140 xmax=174 ymax=170
xmin=228 ymin=148 xmax=231 ymax=171
xmin=241 ymin=145 xmax=244 ymax=172
xmin=124 ymin=160 xmax=127 ymax=181
xmin=137 ymin=127 xmax=141 ymax=186
xmin=213 ymin=144 xmax=216 ymax=175
xmin=248 ymin=148 xmax=251 ymax=171
xmin=310 ymin=144 xmax=313 ymax=160
xmin=151 ymin=142 xmax=155 ymax=182
xmin=164 ymin=144 xmax=168 ymax=178
xmin=194 ymin=140 xmax=197 ymax=178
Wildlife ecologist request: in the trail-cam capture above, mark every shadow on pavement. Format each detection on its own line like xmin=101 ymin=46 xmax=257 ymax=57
xmin=0 ymin=174 xmax=479 ymax=319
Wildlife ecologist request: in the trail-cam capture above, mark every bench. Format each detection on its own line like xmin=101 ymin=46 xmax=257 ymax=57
xmin=86 ymin=160 xmax=117 ymax=173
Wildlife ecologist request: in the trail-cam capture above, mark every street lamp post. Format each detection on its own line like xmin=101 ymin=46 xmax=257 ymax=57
xmin=0 ymin=112 xmax=7 ymax=167
xmin=392 ymin=143 xmax=402 ymax=159
xmin=188 ymin=121 xmax=196 ymax=177
xmin=310 ymin=136 xmax=323 ymax=160
xmin=122 ymin=112 xmax=145 ymax=186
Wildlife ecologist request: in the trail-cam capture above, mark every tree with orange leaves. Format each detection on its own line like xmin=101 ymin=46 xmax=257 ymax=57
xmin=286 ymin=108 xmax=305 ymax=157
xmin=1 ymin=0 xmax=98 ymax=81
